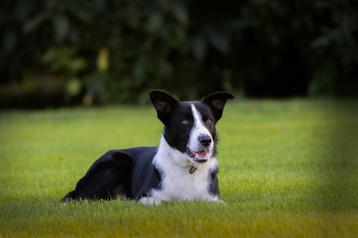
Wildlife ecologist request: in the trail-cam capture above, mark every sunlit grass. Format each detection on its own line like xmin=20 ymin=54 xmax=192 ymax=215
xmin=0 ymin=99 xmax=357 ymax=237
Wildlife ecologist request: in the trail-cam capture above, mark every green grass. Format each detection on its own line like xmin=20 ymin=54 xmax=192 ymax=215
xmin=0 ymin=99 xmax=357 ymax=237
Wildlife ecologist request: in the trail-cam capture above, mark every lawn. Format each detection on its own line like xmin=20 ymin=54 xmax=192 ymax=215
xmin=0 ymin=99 xmax=357 ymax=238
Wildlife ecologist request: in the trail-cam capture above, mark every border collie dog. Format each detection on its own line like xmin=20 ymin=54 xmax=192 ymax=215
xmin=63 ymin=90 xmax=234 ymax=205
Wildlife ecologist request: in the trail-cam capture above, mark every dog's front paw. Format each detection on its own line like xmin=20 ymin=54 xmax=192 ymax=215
xmin=217 ymin=199 xmax=226 ymax=206
xmin=139 ymin=197 xmax=162 ymax=206
xmin=208 ymin=196 xmax=226 ymax=205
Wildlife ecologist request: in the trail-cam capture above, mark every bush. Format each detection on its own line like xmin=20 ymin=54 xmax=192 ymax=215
xmin=0 ymin=0 xmax=357 ymax=107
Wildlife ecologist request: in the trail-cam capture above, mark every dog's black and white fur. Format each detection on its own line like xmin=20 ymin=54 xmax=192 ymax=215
xmin=63 ymin=90 xmax=234 ymax=205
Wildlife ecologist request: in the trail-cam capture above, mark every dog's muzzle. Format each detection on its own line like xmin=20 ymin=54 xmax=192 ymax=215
xmin=185 ymin=147 xmax=209 ymax=163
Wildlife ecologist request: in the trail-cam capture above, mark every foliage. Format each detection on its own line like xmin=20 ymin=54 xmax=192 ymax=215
xmin=0 ymin=0 xmax=357 ymax=106
xmin=0 ymin=100 xmax=357 ymax=236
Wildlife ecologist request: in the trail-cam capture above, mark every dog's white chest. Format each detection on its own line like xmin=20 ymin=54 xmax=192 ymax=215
xmin=147 ymin=157 xmax=218 ymax=203
xmin=155 ymin=164 xmax=211 ymax=200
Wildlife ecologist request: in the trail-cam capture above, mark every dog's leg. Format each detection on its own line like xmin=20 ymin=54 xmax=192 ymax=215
xmin=62 ymin=150 xmax=133 ymax=201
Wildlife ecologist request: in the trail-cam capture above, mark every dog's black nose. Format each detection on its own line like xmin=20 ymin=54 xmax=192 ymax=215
xmin=198 ymin=134 xmax=212 ymax=147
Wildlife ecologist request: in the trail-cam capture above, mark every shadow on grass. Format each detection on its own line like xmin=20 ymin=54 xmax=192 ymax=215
xmin=314 ymin=100 xmax=358 ymax=211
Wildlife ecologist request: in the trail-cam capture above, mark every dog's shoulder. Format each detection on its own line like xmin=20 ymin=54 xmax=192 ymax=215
xmin=119 ymin=146 xmax=162 ymax=199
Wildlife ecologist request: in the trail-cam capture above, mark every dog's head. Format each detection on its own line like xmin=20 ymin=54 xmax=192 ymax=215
xmin=150 ymin=89 xmax=234 ymax=165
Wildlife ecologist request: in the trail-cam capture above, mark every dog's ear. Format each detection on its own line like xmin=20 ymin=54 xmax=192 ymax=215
xmin=149 ymin=89 xmax=179 ymax=124
xmin=202 ymin=91 xmax=234 ymax=122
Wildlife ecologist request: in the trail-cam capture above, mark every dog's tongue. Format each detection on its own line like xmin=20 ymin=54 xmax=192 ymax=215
xmin=194 ymin=150 xmax=207 ymax=159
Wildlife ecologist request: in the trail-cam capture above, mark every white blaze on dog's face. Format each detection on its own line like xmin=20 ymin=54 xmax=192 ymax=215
xmin=186 ymin=104 xmax=214 ymax=163
xmin=149 ymin=90 xmax=234 ymax=165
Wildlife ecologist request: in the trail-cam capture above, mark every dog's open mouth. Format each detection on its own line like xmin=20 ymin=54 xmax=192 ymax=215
xmin=186 ymin=148 xmax=209 ymax=163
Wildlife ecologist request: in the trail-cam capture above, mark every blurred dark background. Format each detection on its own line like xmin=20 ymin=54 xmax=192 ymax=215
xmin=1 ymin=0 xmax=357 ymax=108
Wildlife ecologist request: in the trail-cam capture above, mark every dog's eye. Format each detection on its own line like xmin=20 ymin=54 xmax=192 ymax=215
xmin=182 ymin=120 xmax=191 ymax=125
